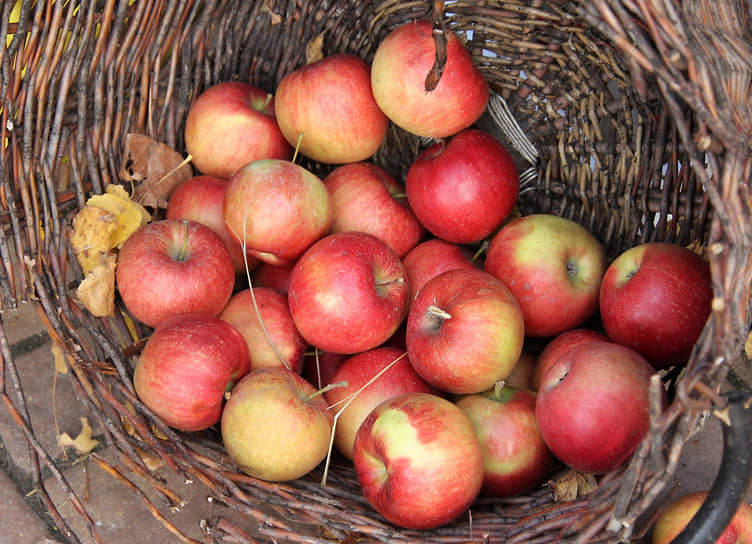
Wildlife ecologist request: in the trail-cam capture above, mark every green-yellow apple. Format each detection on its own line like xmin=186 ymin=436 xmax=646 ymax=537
xmin=371 ymin=19 xmax=489 ymax=138
xmin=323 ymin=162 xmax=424 ymax=257
xmin=221 ymin=367 xmax=333 ymax=482
xmin=535 ymin=341 xmax=660 ymax=474
xmin=323 ymin=346 xmax=436 ymax=459
xmin=274 ymin=53 xmax=388 ymax=164
xmin=133 ymin=313 xmax=250 ymax=432
xmin=218 ymin=287 xmax=308 ymax=374
xmin=406 ymin=268 xmax=525 ymax=394
xmin=406 ymin=129 xmax=519 ymax=244
xmin=184 ymin=81 xmax=292 ymax=179
xmin=116 ymin=219 xmax=235 ymax=328
xmin=288 ymin=231 xmax=409 ymax=354
xmin=352 ymin=392 xmax=484 ymax=529
xmin=599 ymin=242 xmax=712 ymax=369
xmin=456 ymin=385 xmax=555 ymax=497
xmin=223 ymin=159 xmax=332 ymax=266
xmin=652 ymin=491 xmax=752 ymax=544
xmin=484 ymin=214 xmax=607 ymax=338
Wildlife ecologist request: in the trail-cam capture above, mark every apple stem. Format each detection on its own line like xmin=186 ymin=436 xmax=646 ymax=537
xmin=426 ymin=304 xmax=452 ymax=321
xmin=304 ymin=380 xmax=348 ymax=403
xmin=263 ymin=93 xmax=273 ymax=109
xmin=472 ymin=241 xmax=488 ymax=263
xmin=176 ymin=220 xmax=190 ymax=262
xmin=291 ymin=132 xmax=304 ymax=165
xmin=375 ymin=276 xmax=405 ymax=288
xmin=494 ymin=380 xmax=506 ymax=397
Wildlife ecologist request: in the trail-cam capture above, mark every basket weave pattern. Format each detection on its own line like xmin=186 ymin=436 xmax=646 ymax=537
xmin=1 ymin=0 xmax=751 ymax=542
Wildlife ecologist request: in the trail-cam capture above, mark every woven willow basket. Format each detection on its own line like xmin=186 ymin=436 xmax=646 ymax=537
xmin=2 ymin=0 xmax=752 ymax=542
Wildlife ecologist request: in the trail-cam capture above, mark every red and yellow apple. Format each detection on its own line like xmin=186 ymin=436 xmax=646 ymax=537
xmin=531 ymin=328 xmax=609 ymax=391
xmin=402 ymin=238 xmax=476 ymax=302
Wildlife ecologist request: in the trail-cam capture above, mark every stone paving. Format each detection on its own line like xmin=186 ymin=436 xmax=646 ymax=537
xmin=1 ymin=301 xmax=750 ymax=543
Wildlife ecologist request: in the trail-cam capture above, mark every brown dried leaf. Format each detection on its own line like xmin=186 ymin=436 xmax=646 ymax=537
xmin=547 ymin=470 xmax=598 ymax=502
xmin=261 ymin=0 xmax=282 ymax=25
xmin=306 ymin=32 xmax=326 ymax=64
xmin=119 ymin=133 xmax=192 ymax=208
xmin=745 ymin=330 xmax=752 ymax=360
xmin=76 ymin=253 xmax=117 ymax=317
xmin=58 ymin=417 xmax=99 ymax=454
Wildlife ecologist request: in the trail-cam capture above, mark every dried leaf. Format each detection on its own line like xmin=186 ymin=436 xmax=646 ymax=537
xmin=51 ymin=344 xmax=68 ymax=375
xmin=119 ymin=133 xmax=193 ymax=208
xmin=261 ymin=0 xmax=282 ymax=25
xmin=306 ymin=32 xmax=326 ymax=64
xmin=746 ymin=330 xmax=752 ymax=360
xmin=547 ymin=470 xmax=598 ymax=501
xmin=76 ymin=253 xmax=117 ymax=317
xmin=58 ymin=417 xmax=99 ymax=454
xmin=87 ymin=184 xmax=151 ymax=248
xmin=70 ymin=206 xmax=118 ymax=276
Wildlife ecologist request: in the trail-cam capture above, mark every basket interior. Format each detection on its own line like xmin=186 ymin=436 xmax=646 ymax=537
xmin=1 ymin=0 xmax=751 ymax=542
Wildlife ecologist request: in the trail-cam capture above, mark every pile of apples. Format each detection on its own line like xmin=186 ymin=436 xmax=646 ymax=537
xmin=114 ymin=18 xmax=717 ymax=533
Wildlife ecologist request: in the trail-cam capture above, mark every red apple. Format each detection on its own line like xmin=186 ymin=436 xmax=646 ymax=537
xmin=535 ymin=342 xmax=659 ymax=474
xmin=323 ymin=347 xmax=436 ymax=460
xmin=288 ymin=231 xmax=409 ymax=354
xmin=251 ymin=261 xmax=295 ymax=295
xmin=116 ymin=219 xmax=235 ymax=329
xmin=218 ymin=287 xmax=308 ymax=374
xmin=371 ymin=19 xmax=489 ymax=138
xmin=406 ymin=129 xmax=519 ymax=244
xmin=166 ymin=175 xmax=258 ymax=274
xmin=274 ymin=53 xmax=388 ymax=164
xmin=352 ymin=392 xmax=484 ymax=529
xmin=484 ymin=214 xmax=607 ymax=338
xmin=599 ymin=242 xmax=713 ymax=369
xmin=133 ymin=313 xmax=250 ymax=432
xmin=531 ymin=328 xmax=609 ymax=391
xmin=456 ymin=385 xmax=555 ymax=497
xmin=220 ymin=367 xmax=333 ymax=482
xmin=406 ymin=268 xmax=525 ymax=395
xmin=223 ymin=159 xmax=332 ymax=265
xmin=302 ymin=349 xmax=347 ymax=391
xmin=323 ymin=162 xmax=424 ymax=257
xmin=402 ymin=238 xmax=477 ymax=302
xmin=184 ymin=81 xmax=292 ymax=179
xmin=504 ymin=351 xmax=537 ymax=391
xmin=652 ymin=491 xmax=752 ymax=544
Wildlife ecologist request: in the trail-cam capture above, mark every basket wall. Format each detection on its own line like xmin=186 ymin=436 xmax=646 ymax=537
xmin=1 ymin=0 xmax=751 ymax=543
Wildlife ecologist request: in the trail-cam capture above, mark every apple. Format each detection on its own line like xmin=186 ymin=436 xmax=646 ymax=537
xmin=535 ymin=341 xmax=659 ymax=474
xmin=274 ymin=53 xmax=388 ymax=164
xmin=323 ymin=162 xmax=424 ymax=257
xmin=133 ymin=313 xmax=250 ymax=432
xmin=220 ymin=367 xmax=333 ymax=482
xmin=406 ymin=129 xmax=520 ymax=244
xmin=352 ymin=392 xmax=484 ymax=529
xmin=504 ymin=351 xmax=537 ymax=391
xmin=288 ymin=231 xmax=409 ymax=354
xmin=531 ymin=328 xmax=609 ymax=391
xmin=402 ymin=237 xmax=477 ymax=302
xmin=370 ymin=19 xmax=489 ymax=138
xmin=599 ymin=242 xmax=713 ymax=369
xmin=184 ymin=81 xmax=292 ymax=179
xmin=323 ymin=346 xmax=436 ymax=460
xmin=455 ymin=385 xmax=555 ymax=497
xmin=166 ymin=175 xmax=258 ymax=274
xmin=652 ymin=491 xmax=752 ymax=544
xmin=116 ymin=219 xmax=235 ymax=329
xmin=484 ymin=214 xmax=607 ymax=338
xmin=406 ymin=268 xmax=525 ymax=395
xmin=302 ymin=349 xmax=347 ymax=391
xmin=218 ymin=287 xmax=308 ymax=374
xmin=223 ymin=159 xmax=332 ymax=266
xmin=251 ymin=261 xmax=295 ymax=295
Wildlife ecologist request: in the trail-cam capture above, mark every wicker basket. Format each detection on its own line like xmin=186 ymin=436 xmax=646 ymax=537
xmin=2 ymin=0 xmax=751 ymax=542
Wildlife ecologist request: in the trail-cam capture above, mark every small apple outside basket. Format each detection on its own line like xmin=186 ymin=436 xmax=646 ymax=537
xmin=1 ymin=0 xmax=751 ymax=542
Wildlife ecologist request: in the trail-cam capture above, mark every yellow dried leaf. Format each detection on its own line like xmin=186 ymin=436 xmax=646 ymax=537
xmin=76 ymin=253 xmax=117 ymax=317
xmin=306 ymin=32 xmax=326 ymax=64
xmin=87 ymin=184 xmax=151 ymax=248
xmin=745 ymin=330 xmax=752 ymax=360
xmin=58 ymin=417 xmax=99 ymax=454
xmin=547 ymin=470 xmax=598 ymax=501
xmin=70 ymin=206 xmax=118 ymax=276
xmin=51 ymin=344 xmax=68 ymax=375
xmin=261 ymin=0 xmax=282 ymax=25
